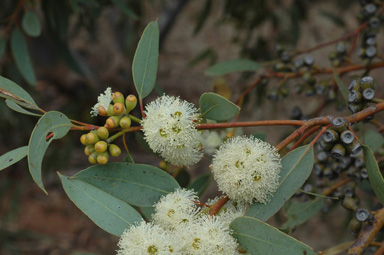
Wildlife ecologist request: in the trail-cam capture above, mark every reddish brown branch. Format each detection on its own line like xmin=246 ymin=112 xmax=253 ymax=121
xmin=209 ymin=196 xmax=230 ymax=216
xmin=197 ymin=119 xmax=305 ymax=130
xmin=290 ymin=125 xmax=321 ymax=151
xmin=322 ymin=176 xmax=354 ymax=196
xmin=348 ymin=208 xmax=384 ymax=255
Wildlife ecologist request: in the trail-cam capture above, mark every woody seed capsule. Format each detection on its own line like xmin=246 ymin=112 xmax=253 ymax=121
xmin=323 ymin=129 xmax=339 ymax=143
xmin=356 ymin=208 xmax=370 ymax=222
xmin=340 ymin=130 xmax=354 ymax=145
xmin=331 ymin=144 xmax=346 ymax=159
xmin=332 ymin=117 xmax=347 ymax=133
xmin=362 ymin=88 xmax=375 ymax=101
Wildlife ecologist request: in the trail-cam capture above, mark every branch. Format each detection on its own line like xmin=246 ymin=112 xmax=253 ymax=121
xmin=348 ymin=208 xmax=384 ymax=255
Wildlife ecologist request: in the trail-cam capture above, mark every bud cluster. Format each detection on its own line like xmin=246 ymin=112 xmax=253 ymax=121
xmin=83 ymin=88 xmax=139 ymax=164
xmin=347 ymin=76 xmax=376 ymax=115
xmin=80 ymin=127 xmax=122 ymax=165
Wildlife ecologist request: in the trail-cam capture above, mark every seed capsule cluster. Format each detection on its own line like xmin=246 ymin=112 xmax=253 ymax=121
xmin=81 ymin=91 xmax=138 ymax=164
xmin=357 ymin=0 xmax=382 ymax=65
xmin=329 ymin=42 xmax=347 ymax=68
xmin=347 ymin=76 xmax=376 ymax=115
xmin=319 ymin=117 xmax=362 ymax=160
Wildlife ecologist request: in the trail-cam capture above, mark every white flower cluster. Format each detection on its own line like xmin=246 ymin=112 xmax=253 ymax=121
xmin=90 ymin=87 xmax=113 ymax=117
xmin=117 ymin=189 xmax=245 ymax=255
xmin=211 ymin=136 xmax=282 ymax=204
xmin=141 ymin=95 xmax=203 ymax=167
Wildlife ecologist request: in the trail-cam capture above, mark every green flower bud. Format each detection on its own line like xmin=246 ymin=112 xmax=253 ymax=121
xmin=88 ymin=151 xmax=98 ymax=164
xmin=105 ymin=116 xmax=121 ymax=129
xmin=80 ymin=134 xmax=87 ymax=145
xmin=84 ymin=145 xmax=94 ymax=156
xmin=107 ymin=104 xmax=115 ymax=116
xmin=97 ymin=127 xmax=109 ymax=140
xmin=97 ymin=151 xmax=109 ymax=165
xmin=112 ymin=91 xmax=125 ymax=104
xmin=85 ymin=131 xmax=99 ymax=145
xmin=125 ymin=94 xmax=138 ymax=112
xmin=119 ymin=116 xmax=132 ymax=129
xmin=94 ymin=141 xmax=108 ymax=153
xmin=113 ymin=103 xmax=126 ymax=115
xmin=109 ymin=144 xmax=121 ymax=157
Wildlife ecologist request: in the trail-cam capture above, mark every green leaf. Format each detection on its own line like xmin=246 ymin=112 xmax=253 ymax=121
xmin=139 ymin=206 xmax=155 ymax=221
xmin=364 ymin=129 xmax=384 ymax=153
xmin=205 ymin=59 xmax=261 ymax=76
xmin=0 ymin=146 xmax=28 ymax=171
xmin=71 ymin=162 xmax=180 ymax=207
xmin=28 ymin=111 xmax=72 ymax=194
xmin=364 ymin=145 xmax=384 ymax=206
xmin=0 ymin=75 xmax=38 ymax=109
xmin=200 ymin=92 xmax=240 ymax=121
xmin=187 ymin=172 xmax=211 ymax=197
xmin=132 ymin=21 xmax=159 ymax=99
xmin=333 ymin=69 xmax=348 ymax=104
xmin=252 ymin=133 xmax=266 ymax=141
xmin=22 ymin=10 xmax=42 ymax=37
xmin=282 ymin=199 xmax=324 ymax=229
xmin=0 ymin=36 xmax=6 ymax=59
xmin=111 ymin=0 xmax=138 ymax=19
xmin=5 ymin=99 xmax=41 ymax=116
xmin=230 ymin=216 xmax=317 ymax=255
xmin=10 ymin=27 xmax=37 ymax=86
xmin=246 ymin=145 xmax=314 ymax=221
xmin=59 ymin=172 xmax=143 ymax=236
xmin=175 ymin=169 xmax=190 ymax=188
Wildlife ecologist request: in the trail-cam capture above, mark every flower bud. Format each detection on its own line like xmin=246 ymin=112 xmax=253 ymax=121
xmin=88 ymin=151 xmax=98 ymax=164
xmin=125 ymin=94 xmax=138 ymax=112
xmin=97 ymin=105 xmax=107 ymax=116
xmin=107 ymin=104 xmax=115 ymax=116
xmin=84 ymin=145 xmax=94 ymax=156
xmin=119 ymin=116 xmax=132 ymax=129
xmin=80 ymin=134 xmax=87 ymax=145
xmin=112 ymin=91 xmax=125 ymax=104
xmin=97 ymin=151 xmax=109 ymax=164
xmin=113 ymin=103 xmax=125 ymax=115
xmin=85 ymin=131 xmax=99 ymax=145
xmin=109 ymin=144 xmax=121 ymax=157
xmin=105 ymin=116 xmax=121 ymax=129
xmin=97 ymin=127 xmax=109 ymax=140
xmin=94 ymin=141 xmax=108 ymax=153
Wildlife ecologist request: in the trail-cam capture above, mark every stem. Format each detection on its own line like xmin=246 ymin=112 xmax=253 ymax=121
xmin=197 ymin=119 xmax=305 ymax=130
xmin=322 ymin=176 xmax=354 ymax=196
xmin=290 ymin=125 xmax=321 ymax=151
xmin=139 ymin=98 xmax=146 ymax=118
xmin=129 ymin=114 xmax=142 ymax=123
xmin=209 ymin=196 xmax=229 ymax=216
xmin=107 ymin=126 xmax=141 ymax=143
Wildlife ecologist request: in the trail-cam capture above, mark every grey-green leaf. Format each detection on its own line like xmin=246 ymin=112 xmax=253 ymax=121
xmin=231 ymin=216 xmax=317 ymax=255
xmin=282 ymin=198 xmax=324 ymax=229
xmin=364 ymin=129 xmax=384 ymax=153
xmin=10 ymin=28 xmax=37 ymax=86
xmin=205 ymin=59 xmax=261 ymax=76
xmin=132 ymin=21 xmax=159 ymax=99
xmin=0 ymin=36 xmax=6 ymax=59
xmin=111 ymin=0 xmax=138 ymax=19
xmin=139 ymin=206 xmax=155 ymax=221
xmin=22 ymin=10 xmax=42 ymax=37
xmin=187 ymin=172 xmax=211 ymax=197
xmin=333 ymin=69 xmax=348 ymax=104
xmin=200 ymin=92 xmax=240 ymax=121
xmin=0 ymin=74 xmax=38 ymax=109
xmin=246 ymin=145 xmax=314 ymax=221
xmin=28 ymin=111 xmax=72 ymax=194
xmin=71 ymin=162 xmax=180 ymax=207
xmin=59 ymin=172 xmax=143 ymax=236
xmin=0 ymin=146 xmax=28 ymax=171
xmin=6 ymin=99 xmax=41 ymax=116
xmin=364 ymin=145 xmax=384 ymax=206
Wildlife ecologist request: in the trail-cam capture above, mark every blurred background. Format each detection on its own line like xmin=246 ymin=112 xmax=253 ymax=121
xmin=0 ymin=0 xmax=382 ymax=254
